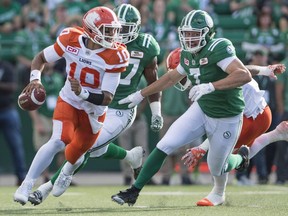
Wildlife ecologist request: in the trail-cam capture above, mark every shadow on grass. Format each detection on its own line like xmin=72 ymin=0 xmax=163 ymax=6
xmin=0 ymin=205 xmax=196 ymax=215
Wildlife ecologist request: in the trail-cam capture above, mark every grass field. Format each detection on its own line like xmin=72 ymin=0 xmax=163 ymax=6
xmin=1 ymin=185 xmax=288 ymax=216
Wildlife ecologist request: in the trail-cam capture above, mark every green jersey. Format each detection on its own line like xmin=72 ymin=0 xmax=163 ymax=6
xmin=179 ymin=38 xmax=245 ymax=118
xmin=38 ymin=72 xmax=63 ymax=118
xmin=109 ymin=33 xmax=160 ymax=109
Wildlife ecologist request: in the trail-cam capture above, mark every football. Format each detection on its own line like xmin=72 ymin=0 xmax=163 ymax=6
xmin=18 ymin=87 xmax=46 ymax=111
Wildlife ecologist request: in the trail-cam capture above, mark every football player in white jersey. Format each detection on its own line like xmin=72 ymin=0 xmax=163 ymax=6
xmin=14 ymin=6 xmax=129 ymax=205
xmin=26 ymin=4 xmax=163 ymax=206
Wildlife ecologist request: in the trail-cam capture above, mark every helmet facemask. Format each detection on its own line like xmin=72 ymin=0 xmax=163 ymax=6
xmin=178 ymin=10 xmax=215 ymax=54
xmin=114 ymin=4 xmax=141 ymax=44
xmin=119 ymin=21 xmax=140 ymax=44
xmin=178 ymin=26 xmax=209 ymax=54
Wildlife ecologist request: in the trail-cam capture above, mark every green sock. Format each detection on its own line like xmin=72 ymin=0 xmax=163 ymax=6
xmin=50 ymin=152 xmax=90 ymax=185
xmin=134 ymin=148 xmax=167 ymax=190
xmin=73 ymin=152 xmax=90 ymax=175
xmin=51 ymin=161 xmax=65 ymax=185
xmin=100 ymin=143 xmax=127 ymax=159
xmin=225 ymin=154 xmax=243 ymax=172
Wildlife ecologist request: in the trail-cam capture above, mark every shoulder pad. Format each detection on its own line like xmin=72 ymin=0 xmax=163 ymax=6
xmin=98 ymin=46 xmax=129 ymax=73
xmin=136 ymin=33 xmax=160 ymax=56
xmin=207 ymin=38 xmax=235 ymax=56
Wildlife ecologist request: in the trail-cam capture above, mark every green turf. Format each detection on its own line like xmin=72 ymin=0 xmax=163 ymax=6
xmin=1 ymin=185 xmax=288 ymax=216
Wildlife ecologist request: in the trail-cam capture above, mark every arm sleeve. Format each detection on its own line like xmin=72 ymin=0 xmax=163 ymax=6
xmin=217 ymin=56 xmax=237 ymax=71
xmin=43 ymin=45 xmax=62 ymax=63
xmin=176 ymin=64 xmax=187 ymax=75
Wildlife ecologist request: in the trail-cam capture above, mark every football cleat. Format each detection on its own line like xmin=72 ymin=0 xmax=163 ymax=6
xmin=111 ymin=186 xmax=140 ymax=206
xmin=28 ymin=181 xmax=53 ymax=205
xmin=235 ymin=145 xmax=250 ymax=172
xmin=197 ymin=193 xmax=225 ymax=206
xmin=126 ymin=146 xmax=145 ymax=179
xmin=13 ymin=179 xmax=35 ymax=205
xmin=52 ymin=170 xmax=73 ymax=197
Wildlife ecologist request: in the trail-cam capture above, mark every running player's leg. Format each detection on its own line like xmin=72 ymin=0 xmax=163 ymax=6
xmin=14 ymin=98 xmax=74 ymax=205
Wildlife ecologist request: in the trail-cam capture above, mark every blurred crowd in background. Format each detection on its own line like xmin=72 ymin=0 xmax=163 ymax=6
xmin=1 ymin=0 xmax=288 ymax=186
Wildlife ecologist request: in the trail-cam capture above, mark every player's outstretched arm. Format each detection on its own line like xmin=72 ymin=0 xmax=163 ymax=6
xmin=143 ymin=57 xmax=163 ymax=132
xmin=119 ymin=69 xmax=185 ymax=108
xmin=246 ymin=64 xmax=286 ymax=79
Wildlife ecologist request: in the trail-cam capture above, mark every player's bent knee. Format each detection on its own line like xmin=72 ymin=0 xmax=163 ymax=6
xmin=45 ymin=138 xmax=65 ymax=152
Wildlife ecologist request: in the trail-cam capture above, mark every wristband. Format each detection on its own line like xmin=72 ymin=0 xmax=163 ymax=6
xmin=208 ymin=82 xmax=215 ymax=92
xmin=258 ymin=66 xmax=271 ymax=76
xmin=78 ymin=88 xmax=89 ymax=100
xmin=30 ymin=70 xmax=41 ymax=82
xmin=150 ymin=101 xmax=161 ymax=116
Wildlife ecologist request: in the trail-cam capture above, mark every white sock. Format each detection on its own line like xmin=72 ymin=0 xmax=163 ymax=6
xmin=124 ymin=150 xmax=131 ymax=162
xmin=203 ymin=173 xmax=228 ymax=205
xmin=211 ymin=173 xmax=229 ymax=196
xmin=39 ymin=181 xmax=53 ymax=191
xmin=249 ymin=128 xmax=281 ymax=158
xmin=62 ymin=154 xmax=85 ymax=175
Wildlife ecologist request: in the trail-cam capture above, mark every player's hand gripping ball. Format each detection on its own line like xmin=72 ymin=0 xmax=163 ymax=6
xmin=18 ymin=87 xmax=46 ymax=111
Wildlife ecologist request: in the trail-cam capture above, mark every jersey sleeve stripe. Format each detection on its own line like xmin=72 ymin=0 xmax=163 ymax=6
xmin=142 ymin=34 xmax=151 ymax=48
xmin=105 ymin=61 xmax=129 ymax=73
xmin=53 ymin=42 xmax=64 ymax=56
xmin=208 ymin=38 xmax=226 ymax=51
xmin=106 ymin=66 xmax=127 ymax=73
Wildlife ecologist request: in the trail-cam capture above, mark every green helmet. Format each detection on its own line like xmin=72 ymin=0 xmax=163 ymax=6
xmin=114 ymin=4 xmax=141 ymax=44
xmin=178 ymin=10 xmax=215 ymax=53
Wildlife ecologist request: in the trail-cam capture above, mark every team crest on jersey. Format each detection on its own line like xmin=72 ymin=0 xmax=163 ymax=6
xmin=223 ymin=131 xmax=231 ymax=139
xmin=66 ymin=46 xmax=79 ymax=55
xmin=199 ymin=58 xmax=208 ymax=65
xmin=226 ymin=45 xmax=234 ymax=55
xmin=116 ymin=110 xmax=124 ymax=117
xmin=131 ymin=51 xmax=144 ymax=58
xmin=184 ymin=58 xmax=189 ymax=66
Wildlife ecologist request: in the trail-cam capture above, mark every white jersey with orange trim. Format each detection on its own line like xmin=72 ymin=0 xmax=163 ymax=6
xmin=243 ymin=79 xmax=267 ymax=120
xmin=46 ymin=27 xmax=129 ymax=116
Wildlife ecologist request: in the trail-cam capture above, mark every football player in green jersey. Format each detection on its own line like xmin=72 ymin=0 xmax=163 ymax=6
xmin=28 ymin=4 xmax=163 ymax=205
xmin=111 ymin=9 xmax=253 ymax=206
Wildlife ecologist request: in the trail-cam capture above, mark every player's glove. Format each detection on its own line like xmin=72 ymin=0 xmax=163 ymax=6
xmin=181 ymin=146 xmax=207 ymax=168
xmin=189 ymin=82 xmax=215 ymax=102
xmin=118 ymin=90 xmax=144 ymax=108
xmin=150 ymin=115 xmax=163 ymax=132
